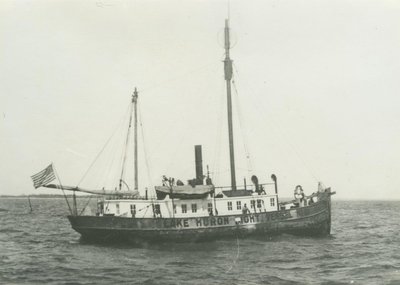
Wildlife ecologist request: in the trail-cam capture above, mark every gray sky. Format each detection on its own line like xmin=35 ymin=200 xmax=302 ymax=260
xmin=1 ymin=0 xmax=399 ymax=199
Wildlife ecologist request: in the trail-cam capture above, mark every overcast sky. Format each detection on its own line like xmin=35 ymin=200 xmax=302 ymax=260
xmin=1 ymin=0 xmax=399 ymax=200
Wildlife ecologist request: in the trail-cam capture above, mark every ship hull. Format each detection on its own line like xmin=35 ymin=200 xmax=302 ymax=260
xmin=68 ymin=190 xmax=333 ymax=243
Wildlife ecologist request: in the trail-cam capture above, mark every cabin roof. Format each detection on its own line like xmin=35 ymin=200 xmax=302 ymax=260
xmin=155 ymin=185 xmax=214 ymax=200
xmin=222 ymin=190 xmax=253 ymax=197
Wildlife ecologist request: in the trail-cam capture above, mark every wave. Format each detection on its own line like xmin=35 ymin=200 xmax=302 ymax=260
xmin=0 ymin=228 xmax=23 ymax=233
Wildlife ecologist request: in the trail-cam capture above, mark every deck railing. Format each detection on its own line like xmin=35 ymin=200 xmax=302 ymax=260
xmin=214 ymin=182 xmax=275 ymax=193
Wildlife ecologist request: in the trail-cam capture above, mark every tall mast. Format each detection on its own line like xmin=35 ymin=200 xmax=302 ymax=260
xmin=224 ymin=19 xmax=237 ymax=191
xmin=119 ymin=88 xmax=138 ymax=191
xmin=133 ymin=88 xmax=139 ymax=191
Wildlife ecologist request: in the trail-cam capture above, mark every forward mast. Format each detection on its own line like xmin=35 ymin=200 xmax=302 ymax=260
xmin=119 ymin=87 xmax=139 ymax=191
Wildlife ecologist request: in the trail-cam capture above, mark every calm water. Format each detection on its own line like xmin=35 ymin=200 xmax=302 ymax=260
xmin=0 ymin=198 xmax=399 ymax=285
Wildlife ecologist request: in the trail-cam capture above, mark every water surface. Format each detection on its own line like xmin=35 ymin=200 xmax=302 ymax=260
xmin=0 ymin=198 xmax=399 ymax=284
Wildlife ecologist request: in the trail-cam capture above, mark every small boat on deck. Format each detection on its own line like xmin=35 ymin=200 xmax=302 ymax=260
xmin=32 ymin=19 xmax=335 ymax=242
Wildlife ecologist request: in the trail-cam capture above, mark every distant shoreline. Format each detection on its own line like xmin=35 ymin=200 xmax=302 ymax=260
xmin=0 ymin=194 xmax=93 ymax=198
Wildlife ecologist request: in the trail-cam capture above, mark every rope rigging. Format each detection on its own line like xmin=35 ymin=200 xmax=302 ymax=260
xmin=232 ymin=74 xmax=254 ymax=176
xmin=232 ymin=63 xmax=320 ymax=184
xmin=212 ymin=58 xmax=255 ymax=186
xmin=138 ymin=103 xmax=156 ymax=197
xmin=70 ymin=89 xmax=159 ymax=199
xmin=119 ymin=99 xmax=134 ymax=190
xmin=212 ymin=70 xmax=227 ymax=186
xmin=76 ymin=105 xmax=131 ymax=187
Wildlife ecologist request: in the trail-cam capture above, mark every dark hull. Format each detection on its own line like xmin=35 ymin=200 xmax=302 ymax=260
xmin=68 ymin=190 xmax=333 ymax=243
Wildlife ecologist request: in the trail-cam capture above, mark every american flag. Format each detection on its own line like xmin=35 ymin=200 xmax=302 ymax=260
xmin=31 ymin=164 xmax=56 ymax=189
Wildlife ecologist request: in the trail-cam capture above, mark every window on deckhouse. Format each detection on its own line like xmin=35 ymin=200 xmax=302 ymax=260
xmin=154 ymin=204 xmax=161 ymax=215
xmin=236 ymin=201 xmax=241 ymax=210
xmin=270 ymin=198 xmax=275 ymax=207
xmin=182 ymin=204 xmax=187 ymax=214
xmin=208 ymin=203 xmax=213 ymax=213
xmin=116 ymin=204 xmax=120 ymax=215
xmin=257 ymin=199 xmax=262 ymax=209
xmin=227 ymin=201 xmax=232 ymax=211
xmin=130 ymin=204 xmax=136 ymax=217
xmin=191 ymin=204 xmax=197 ymax=213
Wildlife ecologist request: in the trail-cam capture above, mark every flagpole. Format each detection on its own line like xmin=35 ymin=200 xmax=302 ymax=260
xmin=52 ymin=164 xmax=73 ymax=215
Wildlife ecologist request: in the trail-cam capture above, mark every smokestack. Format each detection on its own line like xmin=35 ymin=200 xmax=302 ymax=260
xmin=271 ymin=174 xmax=278 ymax=194
xmin=195 ymin=145 xmax=203 ymax=185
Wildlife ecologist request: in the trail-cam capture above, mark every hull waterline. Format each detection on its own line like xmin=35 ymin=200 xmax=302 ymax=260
xmin=67 ymin=190 xmax=333 ymax=243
